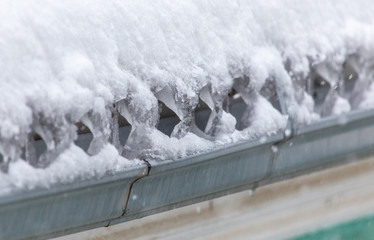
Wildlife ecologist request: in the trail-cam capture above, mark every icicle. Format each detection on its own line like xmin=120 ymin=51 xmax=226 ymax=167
xmin=231 ymin=76 xmax=258 ymax=130
xmin=345 ymin=55 xmax=374 ymax=108
xmin=200 ymin=80 xmax=234 ymax=137
xmin=310 ymin=60 xmax=349 ymax=116
xmin=109 ymin=104 xmax=122 ymax=153
xmin=25 ymin=132 xmax=37 ymax=166
xmin=32 ymin=114 xmax=76 ymax=168
xmin=117 ymin=80 xmax=160 ymax=159
xmin=81 ymin=109 xmax=111 ymax=156
xmin=155 ymin=84 xmax=198 ymax=139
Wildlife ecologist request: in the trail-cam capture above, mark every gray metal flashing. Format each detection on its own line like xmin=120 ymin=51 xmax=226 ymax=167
xmin=0 ymin=165 xmax=147 ymax=240
xmin=123 ymin=135 xmax=278 ymax=220
xmin=272 ymin=110 xmax=374 ymax=176
xmin=1 ymin=110 xmax=374 ymax=239
xmin=112 ymin=181 xmax=259 ymax=225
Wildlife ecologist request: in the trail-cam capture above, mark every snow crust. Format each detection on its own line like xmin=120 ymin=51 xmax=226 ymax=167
xmin=1 ymin=0 xmax=374 ymax=194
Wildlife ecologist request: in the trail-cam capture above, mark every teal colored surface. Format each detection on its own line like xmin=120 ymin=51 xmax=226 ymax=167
xmin=290 ymin=214 xmax=374 ymax=240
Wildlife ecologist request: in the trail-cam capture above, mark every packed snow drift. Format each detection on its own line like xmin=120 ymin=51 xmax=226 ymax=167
xmin=1 ymin=0 xmax=374 ymax=194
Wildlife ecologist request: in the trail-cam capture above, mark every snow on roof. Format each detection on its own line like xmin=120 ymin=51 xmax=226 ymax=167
xmin=1 ymin=0 xmax=374 ymax=194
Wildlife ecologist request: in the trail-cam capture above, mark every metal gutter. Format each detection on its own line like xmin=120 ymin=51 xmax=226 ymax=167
xmin=270 ymin=109 xmax=374 ymax=179
xmin=1 ymin=109 xmax=374 ymax=239
xmin=0 ymin=165 xmax=148 ymax=240
xmin=119 ymin=133 xmax=282 ymax=223
xmin=116 ymin=109 xmax=374 ymax=226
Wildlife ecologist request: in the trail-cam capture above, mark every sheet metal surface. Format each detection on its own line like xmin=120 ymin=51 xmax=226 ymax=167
xmin=0 ymin=165 xmax=147 ymax=240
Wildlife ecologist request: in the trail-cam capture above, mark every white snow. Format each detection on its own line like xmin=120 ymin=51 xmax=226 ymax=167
xmin=0 ymin=144 xmax=142 ymax=195
xmin=1 ymin=0 xmax=374 ymax=194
